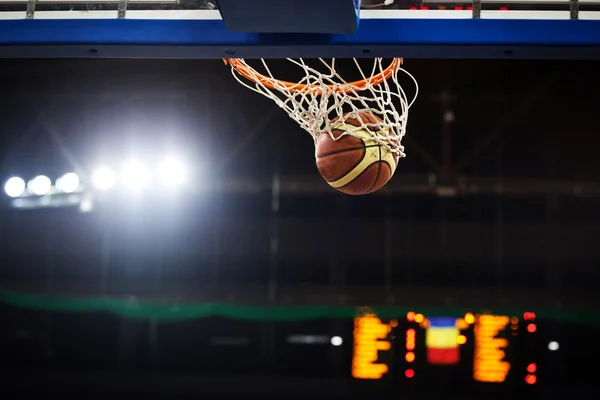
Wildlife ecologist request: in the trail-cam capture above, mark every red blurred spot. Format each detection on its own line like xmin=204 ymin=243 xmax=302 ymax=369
xmin=420 ymin=6 xmax=429 ymax=10
xmin=405 ymin=369 xmax=415 ymax=378
xmin=454 ymin=6 xmax=463 ymax=10
xmin=525 ymin=374 xmax=537 ymax=385
xmin=527 ymin=323 xmax=537 ymax=333
xmin=500 ymin=6 xmax=508 ymax=10
xmin=527 ymin=363 xmax=537 ymax=373
xmin=524 ymin=312 xmax=536 ymax=320
xmin=467 ymin=6 xmax=473 ymax=10
xmin=409 ymin=6 xmax=417 ymax=10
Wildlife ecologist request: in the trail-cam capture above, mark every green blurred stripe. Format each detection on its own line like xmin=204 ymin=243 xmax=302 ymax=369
xmin=0 ymin=290 xmax=596 ymax=324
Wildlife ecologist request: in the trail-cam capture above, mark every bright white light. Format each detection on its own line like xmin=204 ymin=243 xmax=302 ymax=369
xmin=28 ymin=175 xmax=52 ymax=196
xmin=4 ymin=177 xmax=26 ymax=198
xmin=331 ymin=336 xmax=343 ymax=346
xmin=79 ymin=196 xmax=94 ymax=213
xmin=158 ymin=158 xmax=186 ymax=186
xmin=56 ymin=172 xmax=80 ymax=193
xmin=92 ymin=167 xmax=115 ymax=191
xmin=121 ymin=161 xmax=148 ymax=190
xmin=548 ymin=341 xmax=559 ymax=351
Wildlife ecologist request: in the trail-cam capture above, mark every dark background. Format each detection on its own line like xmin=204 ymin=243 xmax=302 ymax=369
xmin=0 ymin=58 xmax=599 ymax=396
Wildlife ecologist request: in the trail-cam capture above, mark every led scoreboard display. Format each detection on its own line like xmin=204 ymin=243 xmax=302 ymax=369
xmin=352 ymin=313 xmax=392 ymax=379
xmin=473 ymin=314 xmax=511 ymax=383
xmin=351 ymin=311 xmax=539 ymax=390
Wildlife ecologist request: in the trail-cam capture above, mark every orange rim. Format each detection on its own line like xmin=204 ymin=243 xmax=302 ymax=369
xmin=223 ymin=58 xmax=403 ymax=95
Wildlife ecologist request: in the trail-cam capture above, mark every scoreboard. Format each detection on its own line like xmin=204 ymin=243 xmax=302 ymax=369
xmin=351 ymin=311 xmax=540 ymax=391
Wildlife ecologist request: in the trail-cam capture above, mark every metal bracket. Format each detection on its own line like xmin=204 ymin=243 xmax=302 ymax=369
xmin=118 ymin=0 xmax=128 ymax=19
xmin=472 ymin=0 xmax=481 ymax=19
xmin=570 ymin=0 xmax=579 ymax=20
xmin=25 ymin=0 xmax=36 ymax=19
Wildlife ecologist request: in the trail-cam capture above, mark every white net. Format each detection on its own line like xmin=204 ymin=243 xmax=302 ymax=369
xmin=226 ymin=58 xmax=418 ymax=159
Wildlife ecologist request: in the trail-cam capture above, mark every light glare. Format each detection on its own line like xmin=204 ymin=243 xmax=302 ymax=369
xmin=92 ymin=167 xmax=115 ymax=191
xmin=159 ymin=158 xmax=186 ymax=186
xmin=57 ymin=172 xmax=80 ymax=193
xmin=4 ymin=177 xmax=26 ymax=198
xmin=29 ymin=175 xmax=52 ymax=196
xmin=121 ymin=161 xmax=148 ymax=190
xmin=548 ymin=341 xmax=559 ymax=351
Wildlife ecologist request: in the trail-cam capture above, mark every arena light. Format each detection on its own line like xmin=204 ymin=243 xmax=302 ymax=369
xmin=28 ymin=175 xmax=52 ymax=196
xmin=330 ymin=336 xmax=343 ymax=346
xmin=92 ymin=167 xmax=115 ymax=191
xmin=158 ymin=157 xmax=186 ymax=186
xmin=4 ymin=176 xmax=26 ymax=198
xmin=121 ymin=161 xmax=148 ymax=191
xmin=548 ymin=341 xmax=559 ymax=351
xmin=56 ymin=172 xmax=80 ymax=193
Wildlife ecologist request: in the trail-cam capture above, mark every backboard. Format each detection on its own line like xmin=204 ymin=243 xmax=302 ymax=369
xmin=0 ymin=0 xmax=600 ymax=59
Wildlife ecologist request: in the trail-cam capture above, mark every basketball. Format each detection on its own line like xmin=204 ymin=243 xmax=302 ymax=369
xmin=315 ymin=111 xmax=400 ymax=195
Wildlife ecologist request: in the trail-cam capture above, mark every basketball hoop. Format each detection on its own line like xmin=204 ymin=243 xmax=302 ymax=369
xmin=224 ymin=58 xmax=418 ymax=159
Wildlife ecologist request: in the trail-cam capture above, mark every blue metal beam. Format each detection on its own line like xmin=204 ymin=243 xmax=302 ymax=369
xmin=1 ymin=18 xmax=600 ymax=59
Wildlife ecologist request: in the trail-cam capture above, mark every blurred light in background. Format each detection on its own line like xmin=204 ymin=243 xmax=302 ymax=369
xmin=548 ymin=341 xmax=559 ymax=351
xmin=4 ymin=177 xmax=25 ymax=198
xmin=351 ymin=314 xmax=391 ymax=380
xmin=473 ymin=315 xmax=510 ymax=383
xmin=159 ymin=157 xmax=187 ymax=186
xmin=527 ymin=323 xmax=537 ymax=333
xmin=405 ymin=328 xmax=416 ymax=351
xmin=456 ymin=318 xmax=469 ymax=330
xmin=426 ymin=317 xmax=460 ymax=365
xmin=56 ymin=172 xmax=80 ymax=193
xmin=406 ymin=311 xmax=415 ymax=322
xmin=525 ymin=374 xmax=537 ymax=385
xmin=464 ymin=312 xmax=475 ymax=324
xmin=121 ymin=161 xmax=149 ymax=191
xmin=79 ymin=196 xmax=94 ymax=213
xmin=92 ymin=167 xmax=115 ymax=191
xmin=3 ymin=153 xmax=195 ymax=211
xmin=405 ymin=369 xmax=415 ymax=378
xmin=286 ymin=335 xmax=329 ymax=345
xmin=524 ymin=312 xmax=536 ymax=320
xmin=330 ymin=336 xmax=343 ymax=346
xmin=28 ymin=175 xmax=51 ymax=196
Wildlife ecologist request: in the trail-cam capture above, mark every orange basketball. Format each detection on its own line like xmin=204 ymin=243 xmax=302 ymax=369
xmin=315 ymin=111 xmax=399 ymax=195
